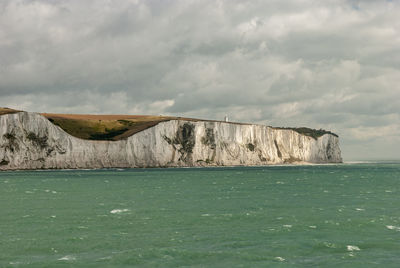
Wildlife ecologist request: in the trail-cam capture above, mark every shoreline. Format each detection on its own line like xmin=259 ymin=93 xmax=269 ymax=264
xmin=1 ymin=162 xmax=350 ymax=172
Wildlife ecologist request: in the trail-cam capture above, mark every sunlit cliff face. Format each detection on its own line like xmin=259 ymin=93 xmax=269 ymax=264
xmin=0 ymin=112 xmax=341 ymax=170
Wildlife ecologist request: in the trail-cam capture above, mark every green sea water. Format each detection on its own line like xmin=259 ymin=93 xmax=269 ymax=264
xmin=1 ymin=163 xmax=400 ymax=267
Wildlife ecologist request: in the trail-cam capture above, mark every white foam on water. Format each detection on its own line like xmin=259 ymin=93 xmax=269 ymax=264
xmin=58 ymin=255 xmax=76 ymax=261
xmin=344 ymin=161 xmax=376 ymax=164
xmin=275 ymin=257 xmax=285 ymax=261
xmin=110 ymin=209 xmax=129 ymax=214
xmin=201 ymin=214 xmax=211 ymax=217
xmin=324 ymin=242 xmax=336 ymax=248
xmin=347 ymin=245 xmax=360 ymax=251
xmin=97 ymin=256 xmax=112 ymax=261
xmin=283 ymin=225 xmax=292 ymax=228
xmin=25 ymin=191 xmax=33 ymax=194
xmin=9 ymin=261 xmax=22 ymax=265
xmin=386 ymin=225 xmax=400 ymax=231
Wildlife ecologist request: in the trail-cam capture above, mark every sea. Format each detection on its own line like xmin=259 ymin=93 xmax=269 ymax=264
xmin=1 ymin=162 xmax=400 ymax=267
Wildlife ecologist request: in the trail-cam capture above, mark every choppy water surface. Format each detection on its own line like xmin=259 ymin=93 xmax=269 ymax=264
xmin=1 ymin=163 xmax=400 ymax=267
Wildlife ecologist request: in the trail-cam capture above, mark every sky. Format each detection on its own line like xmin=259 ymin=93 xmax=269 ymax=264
xmin=0 ymin=0 xmax=399 ymax=160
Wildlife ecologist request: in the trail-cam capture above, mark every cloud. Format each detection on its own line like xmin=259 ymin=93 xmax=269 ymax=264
xmin=0 ymin=0 xmax=399 ymax=160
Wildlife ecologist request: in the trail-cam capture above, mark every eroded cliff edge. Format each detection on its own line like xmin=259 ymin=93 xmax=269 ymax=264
xmin=0 ymin=112 xmax=342 ymax=170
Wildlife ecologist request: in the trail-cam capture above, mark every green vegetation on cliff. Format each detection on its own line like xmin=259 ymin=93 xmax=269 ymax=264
xmin=274 ymin=127 xmax=338 ymax=140
xmin=42 ymin=114 xmax=178 ymax=141
xmin=1 ymin=108 xmax=338 ymax=142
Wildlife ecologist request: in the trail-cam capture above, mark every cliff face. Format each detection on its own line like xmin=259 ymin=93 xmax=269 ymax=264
xmin=0 ymin=112 xmax=342 ymax=170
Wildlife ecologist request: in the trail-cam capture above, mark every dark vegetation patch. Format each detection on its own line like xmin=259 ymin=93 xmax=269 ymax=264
xmin=201 ymin=128 xmax=216 ymax=149
xmin=27 ymin=132 xmax=48 ymax=149
xmin=3 ymin=133 xmax=19 ymax=152
xmin=164 ymin=123 xmax=196 ymax=152
xmin=246 ymin=143 xmax=255 ymax=151
xmin=0 ymin=159 xmax=9 ymax=166
xmin=163 ymin=136 xmax=173 ymax=145
xmin=259 ymin=155 xmax=267 ymax=162
xmin=117 ymin=119 xmax=135 ymax=126
xmin=274 ymin=140 xmax=282 ymax=158
xmin=274 ymin=127 xmax=338 ymax=140
xmin=89 ymin=128 xmax=129 ymax=140
xmin=174 ymin=123 xmax=196 ymax=154
xmin=4 ymin=133 xmax=16 ymax=140
xmin=197 ymin=158 xmax=213 ymax=164
xmin=326 ymin=142 xmax=333 ymax=160
xmin=163 ymin=123 xmax=196 ymax=162
xmin=284 ymin=156 xmax=302 ymax=163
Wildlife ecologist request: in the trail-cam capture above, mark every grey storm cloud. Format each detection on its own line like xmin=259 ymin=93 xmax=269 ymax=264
xmin=0 ymin=0 xmax=399 ymax=160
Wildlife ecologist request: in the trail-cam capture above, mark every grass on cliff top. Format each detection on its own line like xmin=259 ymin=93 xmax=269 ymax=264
xmin=0 ymin=107 xmax=21 ymax=116
xmin=41 ymin=113 xmax=185 ymax=141
xmin=1 ymin=108 xmax=338 ymax=141
xmin=273 ymin=127 xmax=338 ymax=139
xmin=41 ymin=113 xmax=257 ymax=141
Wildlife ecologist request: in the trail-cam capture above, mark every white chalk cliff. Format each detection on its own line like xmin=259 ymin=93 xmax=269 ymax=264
xmin=0 ymin=112 xmax=342 ymax=170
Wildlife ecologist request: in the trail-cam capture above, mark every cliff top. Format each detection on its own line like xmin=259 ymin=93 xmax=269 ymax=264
xmin=40 ymin=114 xmax=339 ymax=141
xmin=40 ymin=113 xmax=262 ymax=141
xmin=272 ymin=127 xmax=339 ymax=139
xmin=0 ymin=107 xmax=21 ymax=116
xmin=40 ymin=113 xmax=184 ymax=141
xmin=0 ymin=108 xmax=338 ymax=141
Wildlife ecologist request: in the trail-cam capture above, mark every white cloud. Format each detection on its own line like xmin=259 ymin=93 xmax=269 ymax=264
xmin=0 ymin=0 xmax=399 ymax=160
